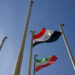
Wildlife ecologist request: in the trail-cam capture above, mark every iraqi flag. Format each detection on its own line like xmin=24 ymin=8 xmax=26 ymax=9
xmin=35 ymin=55 xmax=58 ymax=72
xmin=33 ymin=28 xmax=61 ymax=47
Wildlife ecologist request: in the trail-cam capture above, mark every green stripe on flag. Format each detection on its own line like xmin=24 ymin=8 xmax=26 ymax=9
xmin=36 ymin=56 xmax=52 ymax=62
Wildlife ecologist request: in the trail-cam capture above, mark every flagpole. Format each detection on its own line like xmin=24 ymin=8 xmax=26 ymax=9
xmin=59 ymin=24 xmax=75 ymax=70
xmin=0 ymin=36 xmax=7 ymax=50
xmin=27 ymin=30 xmax=36 ymax=75
xmin=33 ymin=55 xmax=38 ymax=75
xmin=13 ymin=0 xmax=34 ymax=75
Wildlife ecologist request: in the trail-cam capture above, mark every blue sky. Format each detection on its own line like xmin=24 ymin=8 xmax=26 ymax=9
xmin=0 ymin=0 xmax=75 ymax=75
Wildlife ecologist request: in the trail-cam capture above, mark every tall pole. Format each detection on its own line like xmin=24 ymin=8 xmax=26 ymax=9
xmin=59 ymin=24 xmax=75 ymax=70
xmin=13 ymin=0 xmax=34 ymax=75
xmin=27 ymin=31 xmax=36 ymax=75
xmin=33 ymin=55 xmax=38 ymax=75
xmin=0 ymin=36 xmax=7 ymax=50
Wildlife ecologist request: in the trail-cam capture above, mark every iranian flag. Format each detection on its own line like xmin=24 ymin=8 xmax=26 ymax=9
xmin=33 ymin=28 xmax=61 ymax=47
xmin=35 ymin=55 xmax=58 ymax=72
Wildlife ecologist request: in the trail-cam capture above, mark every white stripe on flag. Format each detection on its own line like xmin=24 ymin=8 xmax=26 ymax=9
xmin=33 ymin=30 xmax=54 ymax=44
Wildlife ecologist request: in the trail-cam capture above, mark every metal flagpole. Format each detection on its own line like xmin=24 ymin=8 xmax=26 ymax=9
xmin=59 ymin=24 xmax=75 ymax=70
xmin=27 ymin=30 xmax=36 ymax=75
xmin=33 ymin=55 xmax=38 ymax=75
xmin=13 ymin=0 xmax=34 ymax=75
xmin=0 ymin=36 xmax=7 ymax=50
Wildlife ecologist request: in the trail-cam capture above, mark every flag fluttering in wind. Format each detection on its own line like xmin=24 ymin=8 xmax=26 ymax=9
xmin=33 ymin=28 xmax=61 ymax=47
xmin=35 ymin=55 xmax=58 ymax=72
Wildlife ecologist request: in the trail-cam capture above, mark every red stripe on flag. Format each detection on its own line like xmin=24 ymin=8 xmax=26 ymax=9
xmin=35 ymin=55 xmax=58 ymax=72
xmin=33 ymin=28 xmax=46 ymax=39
